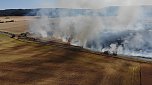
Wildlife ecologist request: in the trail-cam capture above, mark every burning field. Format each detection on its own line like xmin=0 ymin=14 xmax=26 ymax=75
xmin=0 ymin=30 xmax=145 ymax=85
xmin=0 ymin=16 xmax=151 ymax=85
xmin=0 ymin=0 xmax=152 ymax=85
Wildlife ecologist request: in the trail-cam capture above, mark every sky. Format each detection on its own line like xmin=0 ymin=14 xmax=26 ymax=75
xmin=0 ymin=0 xmax=152 ymax=10
xmin=0 ymin=0 xmax=56 ymax=9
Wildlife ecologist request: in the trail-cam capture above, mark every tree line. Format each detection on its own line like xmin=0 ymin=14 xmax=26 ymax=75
xmin=0 ymin=9 xmax=38 ymax=16
xmin=0 ymin=7 xmax=119 ymax=17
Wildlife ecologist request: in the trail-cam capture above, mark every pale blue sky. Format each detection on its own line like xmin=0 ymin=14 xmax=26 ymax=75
xmin=0 ymin=0 xmax=56 ymax=9
xmin=0 ymin=0 xmax=151 ymax=9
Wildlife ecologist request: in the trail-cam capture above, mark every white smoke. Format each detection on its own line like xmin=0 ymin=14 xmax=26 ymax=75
xmin=56 ymin=0 xmax=152 ymax=8
xmin=29 ymin=0 xmax=152 ymax=58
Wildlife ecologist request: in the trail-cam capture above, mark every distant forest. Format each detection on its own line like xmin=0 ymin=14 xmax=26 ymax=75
xmin=0 ymin=9 xmax=38 ymax=16
xmin=0 ymin=7 xmax=119 ymax=17
xmin=0 ymin=6 xmax=152 ymax=17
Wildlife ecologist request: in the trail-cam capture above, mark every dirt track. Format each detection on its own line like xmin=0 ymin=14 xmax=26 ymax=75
xmin=141 ymin=63 xmax=152 ymax=85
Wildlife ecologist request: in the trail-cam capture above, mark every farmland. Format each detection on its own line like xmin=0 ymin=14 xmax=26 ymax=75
xmin=0 ymin=16 xmax=152 ymax=85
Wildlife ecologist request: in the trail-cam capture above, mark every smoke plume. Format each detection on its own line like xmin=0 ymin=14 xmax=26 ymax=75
xmin=29 ymin=0 xmax=152 ymax=58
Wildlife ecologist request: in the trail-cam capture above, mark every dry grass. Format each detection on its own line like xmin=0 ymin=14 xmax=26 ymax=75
xmin=0 ymin=16 xmax=33 ymax=34
xmin=0 ymin=33 xmax=142 ymax=85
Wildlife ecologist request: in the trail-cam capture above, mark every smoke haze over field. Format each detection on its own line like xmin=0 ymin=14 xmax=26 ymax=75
xmin=34 ymin=0 xmax=152 ymax=8
xmin=29 ymin=0 xmax=152 ymax=58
